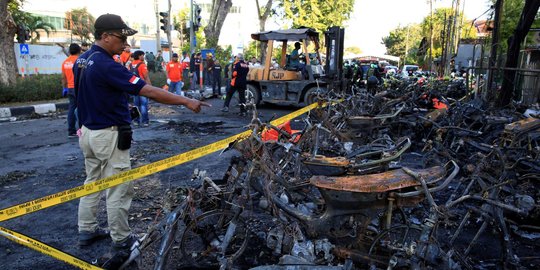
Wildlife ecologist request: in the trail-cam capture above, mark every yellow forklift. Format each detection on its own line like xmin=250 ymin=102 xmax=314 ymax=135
xmin=245 ymin=26 xmax=346 ymax=106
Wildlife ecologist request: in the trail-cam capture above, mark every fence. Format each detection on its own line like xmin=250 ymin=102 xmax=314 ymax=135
xmin=466 ymin=48 xmax=540 ymax=105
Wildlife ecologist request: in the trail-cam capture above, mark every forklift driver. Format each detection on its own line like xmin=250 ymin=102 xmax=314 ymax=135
xmin=289 ymin=42 xmax=308 ymax=79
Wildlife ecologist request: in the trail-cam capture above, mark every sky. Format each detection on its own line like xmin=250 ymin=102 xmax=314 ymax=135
xmin=344 ymin=0 xmax=493 ymax=55
xmin=23 ymin=0 xmax=493 ymax=55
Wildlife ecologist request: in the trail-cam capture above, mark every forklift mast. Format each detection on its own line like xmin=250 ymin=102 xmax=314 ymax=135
xmin=324 ymin=26 xmax=345 ymax=82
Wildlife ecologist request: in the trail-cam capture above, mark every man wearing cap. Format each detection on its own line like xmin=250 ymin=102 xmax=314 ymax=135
xmin=73 ymin=14 xmax=210 ymax=260
xmin=166 ymin=53 xmax=185 ymax=97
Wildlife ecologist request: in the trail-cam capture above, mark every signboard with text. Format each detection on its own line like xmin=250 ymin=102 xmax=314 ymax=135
xmin=14 ymin=43 xmax=65 ymax=75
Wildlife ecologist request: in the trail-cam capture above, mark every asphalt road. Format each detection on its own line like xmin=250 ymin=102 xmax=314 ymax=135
xmin=0 ymin=96 xmax=297 ymax=270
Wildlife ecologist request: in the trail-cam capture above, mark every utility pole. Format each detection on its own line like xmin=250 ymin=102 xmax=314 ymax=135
xmin=485 ymin=0 xmax=503 ymax=103
xmin=154 ymin=0 xmax=160 ymax=53
xmin=190 ymin=0 xmax=195 ymax=55
xmin=167 ymin=0 xmax=172 ymax=55
xmin=428 ymin=0 xmax=433 ymax=72
xmin=404 ymin=25 xmax=410 ymax=67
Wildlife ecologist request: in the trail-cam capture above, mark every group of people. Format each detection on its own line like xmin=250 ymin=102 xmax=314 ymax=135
xmin=61 ymin=13 xmax=210 ymax=267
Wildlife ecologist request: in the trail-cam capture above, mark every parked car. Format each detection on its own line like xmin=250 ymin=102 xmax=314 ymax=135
xmin=401 ymin=65 xmax=419 ymax=78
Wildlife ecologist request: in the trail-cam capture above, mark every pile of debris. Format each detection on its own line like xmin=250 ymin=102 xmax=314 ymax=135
xmin=140 ymin=84 xmax=540 ymax=270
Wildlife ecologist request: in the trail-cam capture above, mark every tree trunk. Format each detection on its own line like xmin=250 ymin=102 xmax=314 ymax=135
xmin=204 ymin=0 xmax=233 ymax=48
xmin=496 ymin=0 xmax=540 ymax=107
xmin=0 ymin=2 xmax=18 ymax=86
xmin=256 ymin=0 xmax=273 ymax=63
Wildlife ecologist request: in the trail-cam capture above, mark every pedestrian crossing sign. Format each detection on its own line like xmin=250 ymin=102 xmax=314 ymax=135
xmin=19 ymin=44 xmax=29 ymax=55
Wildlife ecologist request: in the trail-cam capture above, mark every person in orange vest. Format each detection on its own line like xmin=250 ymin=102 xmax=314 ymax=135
xmin=130 ymin=50 xmax=151 ymax=126
xmin=165 ymin=53 xmax=185 ymax=96
xmin=221 ymin=53 xmax=249 ymax=116
xmin=119 ymin=44 xmax=131 ymax=66
xmin=61 ymin=43 xmax=81 ymax=138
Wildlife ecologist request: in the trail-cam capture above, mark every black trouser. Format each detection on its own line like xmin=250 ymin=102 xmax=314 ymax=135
xmin=223 ymin=84 xmax=246 ymax=112
xmin=67 ymin=92 xmax=77 ymax=135
xmin=212 ymin=73 xmax=222 ymax=95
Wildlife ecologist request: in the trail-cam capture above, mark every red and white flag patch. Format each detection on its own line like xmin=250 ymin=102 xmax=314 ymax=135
xmin=129 ymin=75 xmax=140 ymax=84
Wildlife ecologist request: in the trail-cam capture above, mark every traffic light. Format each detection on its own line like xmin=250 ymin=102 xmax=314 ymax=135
xmin=159 ymin=12 xmax=169 ymax=33
xmin=193 ymin=4 xmax=202 ymax=31
xmin=16 ymin=24 xmax=30 ymax=44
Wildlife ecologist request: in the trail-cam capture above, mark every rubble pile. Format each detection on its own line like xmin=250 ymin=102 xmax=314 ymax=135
xmin=141 ymin=81 xmax=540 ymax=270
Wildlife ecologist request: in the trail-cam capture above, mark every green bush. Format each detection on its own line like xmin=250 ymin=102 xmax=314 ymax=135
xmin=0 ymin=71 xmax=186 ymax=105
xmin=0 ymin=74 xmax=62 ymax=104
xmin=148 ymin=71 xmax=167 ymax=88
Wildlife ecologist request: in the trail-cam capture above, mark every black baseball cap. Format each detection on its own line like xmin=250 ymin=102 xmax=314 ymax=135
xmin=172 ymin=53 xmax=179 ymax=57
xmin=94 ymin=14 xmax=137 ymax=36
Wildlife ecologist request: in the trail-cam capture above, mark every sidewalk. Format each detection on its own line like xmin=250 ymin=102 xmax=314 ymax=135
xmin=0 ymin=86 xmax=222 ymax=121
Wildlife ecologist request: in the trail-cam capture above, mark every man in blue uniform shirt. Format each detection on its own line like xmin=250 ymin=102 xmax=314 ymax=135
xmin=73 ymin=13 xmax=210 ymax=261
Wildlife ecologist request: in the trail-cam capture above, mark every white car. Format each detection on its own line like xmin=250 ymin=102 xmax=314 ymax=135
xmin=401 ymin=65 xmax=419 ymax=78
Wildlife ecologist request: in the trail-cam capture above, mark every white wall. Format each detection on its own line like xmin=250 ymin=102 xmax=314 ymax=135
xmin=14 ymin=43 xmax=66 ymax=75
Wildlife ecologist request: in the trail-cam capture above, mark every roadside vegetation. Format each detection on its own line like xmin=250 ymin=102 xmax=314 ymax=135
xmin=0 ymin=72 xmax=172 ymax=105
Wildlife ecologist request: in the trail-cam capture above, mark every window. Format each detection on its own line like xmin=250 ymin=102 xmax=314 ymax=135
xmin=32 ymin=14 xmax=65 ymax=30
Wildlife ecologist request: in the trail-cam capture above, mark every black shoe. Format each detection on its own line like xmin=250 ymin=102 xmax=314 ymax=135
xmin=112 ymin=234 xmax=140 ymax=251
xmin=68 ymin=133 xmax=78 ymax=138
xmin=79 ymin=227 xmax=109 ymax=246
xmin=101 ymin=234 xmax=142 ymax=269
xmin=239 ymin=112 xmax=247 ymax=117
xmin=221 ymin=107 xmax=229 ymax=112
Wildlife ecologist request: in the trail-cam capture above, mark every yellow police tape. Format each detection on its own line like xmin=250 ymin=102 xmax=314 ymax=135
xmin=0 ymin=101 xmax=323 ymax=269
xmin=0 ymin=226 xmax=103 ymax=270
xmin=0 ymin=101 xmax=320 ymax=222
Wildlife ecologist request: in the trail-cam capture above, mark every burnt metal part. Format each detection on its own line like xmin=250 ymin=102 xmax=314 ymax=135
xmin=310 ymin=166 xmax=445 ymax=193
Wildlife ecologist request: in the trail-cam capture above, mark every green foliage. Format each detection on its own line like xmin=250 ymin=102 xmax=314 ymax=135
xmin=419 ymin=7 xmax=476 ymax=59
xmin=148 ymin=71 xmax=168 ymax=88
xmin=0 ymin=74 xmax=63 ymax=104
xmin=26 ymin=15 xmax=55 ymax=43
xmin=279 ymin=0 xmax=354 ymax=35
xmin=65 ymin=8 xmax=95 ymax=43
xmin=214 ymin=45 xmax=233 ymax=67
xmin=10 ymin=5 xmax=55 ymax=44
xmin=382 ymin=7 xmax=477 ymax=66
xmin=173 ymin=7 xmax=190 ymax=51
xmin=173 ymin=7 xmax=209 ymax=54
xmin=491 ymin=0 xmax=540 ymax=50
xmin=244 ymin=40 xmax=259 ymax=60
xmin=382 ymin=24 xmax=423 ymax=65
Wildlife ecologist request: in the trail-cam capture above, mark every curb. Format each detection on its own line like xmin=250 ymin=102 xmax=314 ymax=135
xmin=0 ymin=102 xmax=68 ymax=119
xmin=0 ymin=86 xmax=220 ymax=122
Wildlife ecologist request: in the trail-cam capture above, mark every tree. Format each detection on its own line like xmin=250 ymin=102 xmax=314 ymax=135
xmin=204 ymin=0 xmax=233 ymax=48
xmin=255 ymin=0 xmax=274 ymax=63
xmin=65 ymin=8 xmax=95 ymax=43
xmin=279 ymin=0 xmax=354 ymax=35
xmin=497 ymin=0 xmax=540 ymax=107
xmin=173 ymin=7 xmax=190 ymax=52
xmin=382 ymin=7 xmax=476 ymax=67
xmin=0 ymin=0 xmax=21 ymax=86
xmin=419 ymin=8 xmax=476 ymax=61
xmin=382 ymin=24 xmax=422 ymax=65
xmin=25 ymin=15 xmax=55 ymax=44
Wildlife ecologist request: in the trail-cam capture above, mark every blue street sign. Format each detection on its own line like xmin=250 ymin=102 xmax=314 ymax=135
xmin=19 ymin=44 xmax=29 ymax=55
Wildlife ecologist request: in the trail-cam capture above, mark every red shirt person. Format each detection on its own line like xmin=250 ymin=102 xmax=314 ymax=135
xmin=165 ymin=53 xmax=185 ymax=96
